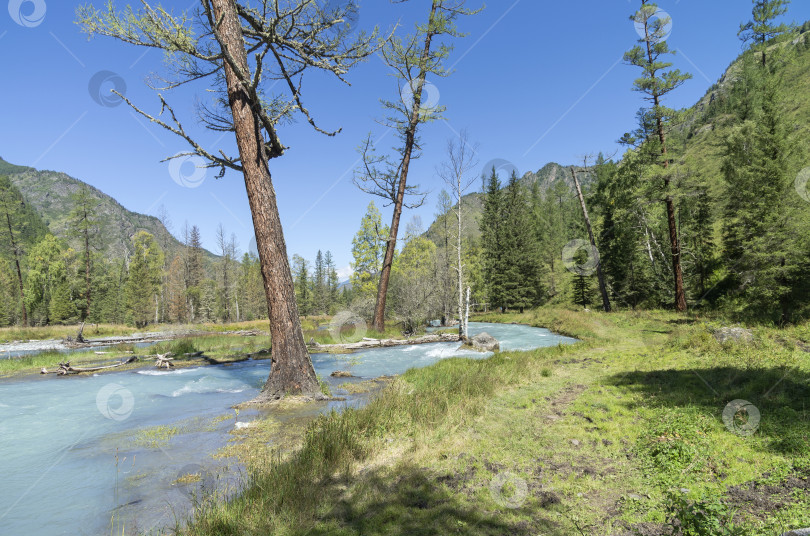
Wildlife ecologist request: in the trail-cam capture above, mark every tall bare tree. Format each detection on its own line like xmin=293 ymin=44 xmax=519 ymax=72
xmin=570 ymin=162 xmax=611 ymax=313
xmin=437 ymin=130 xmax=478 ymax=338
xmin=355 ymin=0 xmax=481 ymax=332
xmin=78 ymin=0 xmax=380 ymax=399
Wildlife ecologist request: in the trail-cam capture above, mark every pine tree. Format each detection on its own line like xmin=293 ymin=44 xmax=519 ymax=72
xmin=625 ymin=1 xmax=693 ymax=312
xmin=68 ymin=185 xmax=100 ymax=321
xmin=126 ymin=231 xmax=163 ymax=327
xmin=739 ymin=0 xmax=792 ymax=67
xmin=351 ymin=202 xmax=389 ymax=300
xmin=292 ymin=255 xmax=312 ymax=316
xmin=313 ymin=250 xmax=327 ymax=314
xmin=183 ymin=223 xmax=204 ymax=321
xmin=481 ymin=167 xmax=506 ymax=311
xmin=721 ymin=73 xmax=804 ymax=321
xmin=325 ymin=250 xmax=339 ymax=314
xmin=355 ymin=0 xmax=481 ymax=332
xmin=501 ymin=171 xmax=540 ymax=312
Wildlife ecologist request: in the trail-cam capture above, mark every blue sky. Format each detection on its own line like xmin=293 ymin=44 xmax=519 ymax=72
xmin=1 ymin=0 xmax=807 ymax=277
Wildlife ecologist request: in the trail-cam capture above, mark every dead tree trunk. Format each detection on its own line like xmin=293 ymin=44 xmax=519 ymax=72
xmin=211 ymin=0 xmax=318 ymax=399
xmin=4 ymin=210 xmax=28 ymax=327
xmin=570 ymin=167 xmax=611 ymax=313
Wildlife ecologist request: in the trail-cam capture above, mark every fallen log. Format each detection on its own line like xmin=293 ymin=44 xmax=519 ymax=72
xmin=41 ymin=356 xmax=139 ymax=375
xmin=311 ymin=333 xmax=461 ymax=352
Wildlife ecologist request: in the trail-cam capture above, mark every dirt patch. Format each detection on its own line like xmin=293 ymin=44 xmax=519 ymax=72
xmin=726 ymin=468 xmax=810 ymax=521
xmin=544 ymin=383 xmax=588 ymax=418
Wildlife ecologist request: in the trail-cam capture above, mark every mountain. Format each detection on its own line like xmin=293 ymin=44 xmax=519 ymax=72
xmin=426 ymin=25 xmax=810 ymax=250
xmin=425 ymin=162 xmax=595 ymax=245
xmin=0 ymin=157 xmax=213 ymax=260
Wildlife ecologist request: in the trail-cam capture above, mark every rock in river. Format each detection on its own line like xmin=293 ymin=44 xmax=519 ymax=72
xmin=461 ymin=332 xmax=500 ymax=353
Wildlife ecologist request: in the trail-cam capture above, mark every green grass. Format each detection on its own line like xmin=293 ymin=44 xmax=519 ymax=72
xmin=169 ymin=307 xmax=809 ymax=536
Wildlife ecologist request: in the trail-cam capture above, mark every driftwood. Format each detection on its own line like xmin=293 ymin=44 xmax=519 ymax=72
xmin=155 ymin=353 xmax=174 ymax=369
xmin=310 ymin=333 xmax=461 ymax=352
xmin=41 ymin=356 xmax=138 ymax=375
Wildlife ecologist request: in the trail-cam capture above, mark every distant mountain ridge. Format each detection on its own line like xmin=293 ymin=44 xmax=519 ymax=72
xmin=0 ymin=156 xmax=213 ymax=260
xmin=425 ymin=161 xmax=595 ymax=244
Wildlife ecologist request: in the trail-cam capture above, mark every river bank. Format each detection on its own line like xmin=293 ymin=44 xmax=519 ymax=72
xmin=177 ymin=308 xmax=810 ymax=536
xmin=0 ymin=321 xmax=576 ymax=536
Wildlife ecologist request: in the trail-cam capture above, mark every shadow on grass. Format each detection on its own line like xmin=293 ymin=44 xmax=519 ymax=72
xmin=306 ymin=464 xmax=548 ymax=536
xmin=608 ymin=366 xmax=810 ymax=455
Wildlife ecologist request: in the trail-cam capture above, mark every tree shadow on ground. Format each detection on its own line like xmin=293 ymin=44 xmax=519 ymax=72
xmin=608 ymin=366 xmax=810 ymax=455
xmin=306 ymin=463 xmax=553 ymax=536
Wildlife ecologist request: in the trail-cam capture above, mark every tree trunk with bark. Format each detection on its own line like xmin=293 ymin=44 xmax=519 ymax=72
xmin=372 ymin=1 xmax=439 ymax=333
xmin=4 ymin=211 xmax=28 ymax=327
xmin=211 ymin=0 xmax=318 ymax=399
xmin=644 ymin=30 xmax=687 ymax=313
xmin=570 ymin=167 xmax=611 ymax=313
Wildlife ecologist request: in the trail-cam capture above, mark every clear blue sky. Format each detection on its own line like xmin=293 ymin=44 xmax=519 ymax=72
xmin=1 ymin=0 xmax=806 ymax=277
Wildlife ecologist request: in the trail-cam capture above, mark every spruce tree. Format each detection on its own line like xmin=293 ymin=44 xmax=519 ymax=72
xmin=501 ymin=171 xmax=539 ymax=312
xmin=126 ymin=232 xmax=163 ymax=327
xmin=68 ymin=185 xmax=100 ymax=321
xmin=481 ymin=167 xmax=506 ymax=311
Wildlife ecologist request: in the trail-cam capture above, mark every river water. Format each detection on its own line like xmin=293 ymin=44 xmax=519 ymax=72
xmin=0 ymin=322 xmax=575 ymax=536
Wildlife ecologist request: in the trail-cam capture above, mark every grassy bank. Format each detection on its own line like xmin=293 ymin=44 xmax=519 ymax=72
xmin=172 ymin=308 xmax=809 ymax=536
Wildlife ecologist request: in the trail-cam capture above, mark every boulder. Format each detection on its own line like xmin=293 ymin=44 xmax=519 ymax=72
xmin=462 ymin=332 xmax=500 ymax=353
xmin=330 ymin=370 xmax=354 ymax=378
xmin=713 ymin=327 xmax=754 ymax=345
xmin=782 ymin=530 xmax=810 ymax=536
